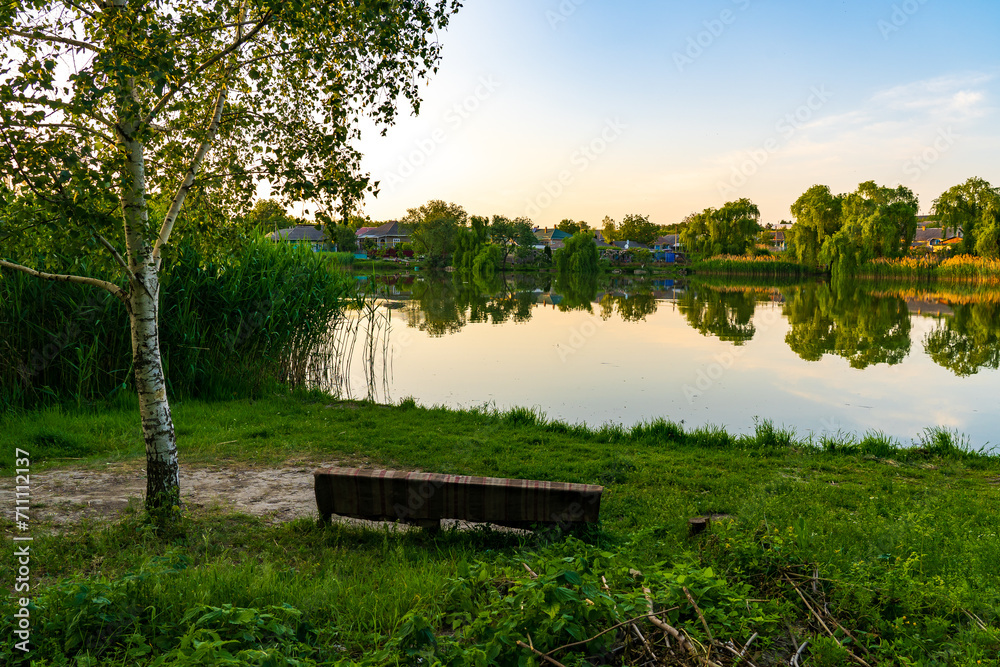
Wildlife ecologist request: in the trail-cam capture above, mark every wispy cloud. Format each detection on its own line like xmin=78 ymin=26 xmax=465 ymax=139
xmin=869 ymin=73 xmax=993 ymax=121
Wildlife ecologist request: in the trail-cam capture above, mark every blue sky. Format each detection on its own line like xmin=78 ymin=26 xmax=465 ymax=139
xmin=351 ymin=0 xmax=1000 ymax=226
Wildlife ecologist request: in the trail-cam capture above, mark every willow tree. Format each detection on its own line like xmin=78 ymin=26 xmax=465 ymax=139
xmin=932 ymin=177 xmax=1000 ymax=256
xmin=819 ymin=181 xmax=918 ymax=278
xmin=0 ymin=0 xmax=460 ymax=515
xmin=788 ymin=184 xmax=843 ymax=267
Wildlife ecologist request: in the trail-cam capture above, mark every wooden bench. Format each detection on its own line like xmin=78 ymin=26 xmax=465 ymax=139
xmin=314 ymin=467 xmax=603 ymax=530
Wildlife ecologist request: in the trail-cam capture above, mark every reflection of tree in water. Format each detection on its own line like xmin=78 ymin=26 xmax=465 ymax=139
xmin=552 ymin=272 xmax=598 ymax=313
xmin=467 ymin=273 xmax=537 ymax=325
xmin=597 ymin=291 xmax=658 ymax=322
xmin=401 ymin=273 xmax=544 ymax=336
xmin=552 ymin=274 xmax=660 ymax=321
xmin=781 ymin=282 xmax=910 ymax=368
xmin=923 ymin=301 xmax=1000 ymax=376
xmin=676 ymin=286 xmax=757 ymax=344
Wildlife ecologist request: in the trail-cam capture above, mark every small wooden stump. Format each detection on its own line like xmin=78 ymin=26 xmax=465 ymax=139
xmin=688 ymin=516 xmax=711 ymax=536
xmin=688 ymin=513 xmax=733 ymax=537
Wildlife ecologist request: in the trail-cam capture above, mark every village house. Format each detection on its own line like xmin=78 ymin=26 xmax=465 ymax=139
xmin=356 ymin=221 xmax=410 ymax=248
xmin=267 ymin=224 xmax=328 ymax=251
xmin=652 ymin=234 xmax=682 ymax=262
xmin=533 ymin=227 xmax=572 ymax=250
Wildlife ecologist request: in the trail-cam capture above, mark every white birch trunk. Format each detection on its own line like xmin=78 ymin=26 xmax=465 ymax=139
xmin=121 ymin=124 xmax=180 ymax=513
xmin=129 ymin=268 xmax=180 ymax=510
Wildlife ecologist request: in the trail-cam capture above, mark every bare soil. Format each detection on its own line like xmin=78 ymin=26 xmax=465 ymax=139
xmin=6 ymin=458 xmax=352 ymax=529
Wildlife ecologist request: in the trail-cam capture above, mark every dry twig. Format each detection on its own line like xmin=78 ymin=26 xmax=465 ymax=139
xmin=784 ymin=575 xmax=872 ymax=667
xmin=516 ymin=640 xmax=568 ymax=667
xmin=683 ymin=586 xmax=714 ymax=641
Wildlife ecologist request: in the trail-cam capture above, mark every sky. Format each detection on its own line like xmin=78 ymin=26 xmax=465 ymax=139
xmin=346 ymin=0 xmax=1000 ymax=227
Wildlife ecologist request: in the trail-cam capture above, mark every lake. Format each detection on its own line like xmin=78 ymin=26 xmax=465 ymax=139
xmin=327 ymin=272 xmax=999 ymax=452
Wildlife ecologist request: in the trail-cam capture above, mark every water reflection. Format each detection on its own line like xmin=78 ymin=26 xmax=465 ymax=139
xmin=368 ymin=271 xmax=1000 ymax=379
xmin=675 ymin=285 xmax=759 ymax=344
xmin=781 ymin=283 xmax=911 ymax=368
xmin=400 ymin=273 xmax=541 ymax=336
xmin=923 ymin=299 xmax=1000 ymax=376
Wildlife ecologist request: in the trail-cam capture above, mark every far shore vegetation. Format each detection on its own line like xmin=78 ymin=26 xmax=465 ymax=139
xmin=262 ymin=175 xmax=1000 ymax=285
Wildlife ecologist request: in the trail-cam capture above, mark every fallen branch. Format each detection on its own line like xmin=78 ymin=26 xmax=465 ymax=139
xmin=630 ymin=623 xmax=656 ymax=661
xmin=719 ymin=640 xmax=759 ymax=667
xmin=522 ymin=562 xmax=538 ymax=579
xmin=516 ymin=640 xmax=568 ymax=667
xmin=784 ymin=576 xmax=871 ymax=667
xmin=684 ymin=586 xmax=714 ymax=641
xmin=632 ymin=574 xmax=722 ymax=667
xmin=548 ymin=611 xmax=677 ymax=656
xmin=791 ymin=640 xmax=809 ymax=667
xmin=797 ymin=583 xmax=871 ymax=658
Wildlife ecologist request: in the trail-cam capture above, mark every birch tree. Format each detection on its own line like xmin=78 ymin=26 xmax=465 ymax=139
xmin=0 ymin=0 xmax=460 ymax=517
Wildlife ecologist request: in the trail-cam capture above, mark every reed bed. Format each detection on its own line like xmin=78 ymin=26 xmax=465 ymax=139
xmin=0 ymin=237 xmax=353 ymax=408
xmin=867 ymin=284 xmax=1000 ymax=306
xmin=857 ymin=254 xmax=1000 ymax=283
xmin=691 ymin=254 xmax=811 ymax=277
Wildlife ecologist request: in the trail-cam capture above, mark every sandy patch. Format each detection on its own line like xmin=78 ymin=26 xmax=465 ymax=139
xmin=5 ymin=459 xmax=348 ymax=528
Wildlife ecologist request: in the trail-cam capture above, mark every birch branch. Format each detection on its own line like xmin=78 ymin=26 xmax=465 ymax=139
xmin=0 ymin=258 xmax=127 ymax=304
xmin=7 ymin=28 xmax=100 ymax=52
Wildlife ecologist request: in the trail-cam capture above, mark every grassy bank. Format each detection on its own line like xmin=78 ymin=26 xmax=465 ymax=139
xmin=2 ymin=393 xmax=999 ymax=665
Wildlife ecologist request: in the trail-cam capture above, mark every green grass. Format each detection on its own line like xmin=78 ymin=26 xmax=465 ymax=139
xmin=2 ymin=394 xmax=999 ymax=665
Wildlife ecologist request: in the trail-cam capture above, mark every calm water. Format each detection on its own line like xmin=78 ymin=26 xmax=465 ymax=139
xmin=332 ymin=273 xmax=999 ymax=452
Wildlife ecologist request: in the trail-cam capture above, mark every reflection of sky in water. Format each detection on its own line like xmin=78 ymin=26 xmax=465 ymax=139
xmin=341 ymin=293 xmax=999 ymax=453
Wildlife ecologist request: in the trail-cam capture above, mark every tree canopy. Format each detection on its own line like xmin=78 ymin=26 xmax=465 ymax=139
xmin=403 ymin=200 xmax=467 ymax=266
xmin=556 ymin=219 xmax=588 ymax=235
xmin=787 ymin=185 xmax=843 ymax=266
xmin=932 ymin=177 xmax=1000 ymax=257
xmin=819 ymin=181 xmax=918 ymax=276
xmin=680 ymin=198 xmax=761 ymax=256
xmin=488 ymin=215 xmax=535 ymax=267
xmin=617 ymin=213 xmax=659 ymax=245
xmin=554 ymin=230 xmax=600 ymax=274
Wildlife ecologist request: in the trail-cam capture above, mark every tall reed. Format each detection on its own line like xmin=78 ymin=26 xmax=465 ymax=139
xmin=855 ymin=254 xmax=1000 ymax=284
xmin=0 ymin=236 xmax=353 ymax=408
xmin=691 ymin=254 xmax=812 ymax=277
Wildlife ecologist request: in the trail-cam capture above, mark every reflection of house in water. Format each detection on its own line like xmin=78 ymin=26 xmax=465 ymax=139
xmin=534 ymin=291 xmax=563 ymax=307
xmin=907 ymin=299 xmax=954 ymax=317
